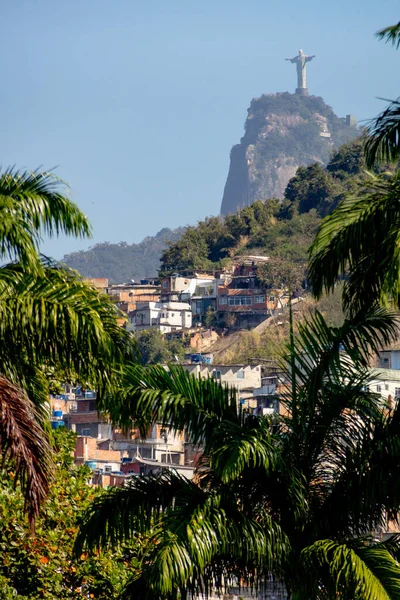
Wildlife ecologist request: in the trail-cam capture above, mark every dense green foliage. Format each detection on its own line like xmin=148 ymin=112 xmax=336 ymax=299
xmin=309 ymin=25 xmax=400 ymax=315
xmin=160 ymin=138 xmax=370 ymax=277
xmin=0 ymin=430 xmax=139 ymax=599
xmin=0 ymin=168 xmax=134 ymax=524
xmin=135 ymin=329 xmax=185 ymax=365
xmin=62 ymin=138 xmax=364 ymax=284
xmin=63 ymin=227 xmax=184 ymax=283
xmin=77 ymin=307 xmax=400 ymax=599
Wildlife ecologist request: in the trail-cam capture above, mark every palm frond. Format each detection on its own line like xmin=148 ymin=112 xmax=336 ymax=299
xmin=301 ymin=538 xmax=400 ymax=600
xmin=0 ymin=261 xmax=136 ymax=401
xmin=105 ymin=363 xmax=239 ymax=450
xmin=308 ymin=170 xmax=400 ymax=312
xmin=277 ymin=308 xmax=400 ymax=539
xmin=76 ymin=471 xmax=288 ymax=597
xmin=377 ymin=22 xmax=400 ymax=48
xmin=211 ymin=415 xmax=276 ymax=482
xmin=365 ymin=100 xmax=400 ymax=168
xmin=0 ymin=376 xmax=53 ymax=527
xmin=307 ymin=392 xmax=400 ymax=542
xmin=0 ymin=168 xmax=91 ymax=266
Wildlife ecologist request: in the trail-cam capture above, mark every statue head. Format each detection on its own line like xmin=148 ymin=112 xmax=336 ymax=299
xmin=299 ymin=49 xmax=304 ymax=55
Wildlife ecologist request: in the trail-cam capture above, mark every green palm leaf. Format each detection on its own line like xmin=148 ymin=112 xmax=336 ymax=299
xmin=0 ymin=261 xmax=136 ymax=401
xmin=377 ymin=22 xmax=400 ymax=49
xmin=308 ymin=171 xmax=400 ymax=312
xmin=301 ymin=538 xmax=400 ymax=600
xmin=105 ymin=363 xmax=239 ymax=450
xmin=76 ymin=471 xmax=287 ymax=596
xmin=0 ymin=168 xmax=91 ymax=266
xmin=365 ymin=100 xmax=400 ymax=168
xmin=210 ymin=415 xmax=276 ymax=482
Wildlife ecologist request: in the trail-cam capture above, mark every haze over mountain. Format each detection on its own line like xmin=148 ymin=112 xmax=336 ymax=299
xmin=62 ymin=228 xmax=183 ymax=284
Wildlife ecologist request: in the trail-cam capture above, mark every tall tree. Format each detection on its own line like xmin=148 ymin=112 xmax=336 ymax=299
xmin=76 ymin=307 xmax=400 ymax=600
xmin=308 ymin=170 xmax=400 ymax=314
xmin=0 ymin=168 xmax=134 ymax=525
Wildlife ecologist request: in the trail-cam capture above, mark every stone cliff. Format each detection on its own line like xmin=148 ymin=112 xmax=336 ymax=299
xmin=220 ymin=92 xmax=358 ymax=216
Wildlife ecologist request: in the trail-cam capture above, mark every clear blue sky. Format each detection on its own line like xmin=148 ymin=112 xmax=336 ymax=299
xmin=1 ymin=0 xmax=399 ymax=258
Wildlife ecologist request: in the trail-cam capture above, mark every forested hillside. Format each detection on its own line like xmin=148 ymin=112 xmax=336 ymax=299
xmin=63 ymin=138 xmax=371 ymax=284
xmin=62 ymin=227 xmax=184 ymax=284
xmin=160 ymin=137 xmax=369 ymax=278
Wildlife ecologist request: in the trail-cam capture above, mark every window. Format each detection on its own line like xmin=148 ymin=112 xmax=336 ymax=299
xmin=228 ymin=296 xmax=252 ymax=306
xmin=254 ymin=295 xmax=265 ymax=304
xmin=81 ymin=428 xmax=91 ymax=436
xmin=213 ymin=370 xmax=221 ymax=380
xmin=104 ymin=466 xmax=112 ymax=473
xmin=383 ymin=358 xmax=389 ymax=363
xmin=236 ymin=370 xmax=245 ymax=380
xmin=377 ymin=385 xmax=381 ymax=393
xmin=163 ymin=281 xmax=168 ymax=288
xmin=171 ymin=312 xmax=175 ymax=317
xmin=219 ymin=296 xmax=227 ymax=305
xmin=395 ymin=387 xmax=400 ymax=397
xmin=269 ymin=296 xmax=275 ymax=302
xmin=385 ymin=384 xmax=389 ymax=390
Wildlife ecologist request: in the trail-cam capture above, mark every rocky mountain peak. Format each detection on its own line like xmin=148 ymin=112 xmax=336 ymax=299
xmin=220 ymin=92 xmax=357 ymax=216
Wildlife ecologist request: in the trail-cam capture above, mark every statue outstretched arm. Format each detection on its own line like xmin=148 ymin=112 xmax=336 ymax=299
xmin=305 ymin=55 xmax=315 ymax=62
xmin=285 ymin=57 xmax=298 ymax=63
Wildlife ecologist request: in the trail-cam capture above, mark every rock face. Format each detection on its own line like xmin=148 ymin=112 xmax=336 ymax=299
xmin=221 ymin=92 xmax=358 ymax=216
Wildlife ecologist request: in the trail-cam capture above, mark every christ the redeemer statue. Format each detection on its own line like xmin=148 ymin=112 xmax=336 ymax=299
xmin=286 ymin=50 xmax=315 ymax=96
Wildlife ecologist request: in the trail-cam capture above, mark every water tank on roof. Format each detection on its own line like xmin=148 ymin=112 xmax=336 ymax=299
xmin=85 ymin=461 xmax=97 ymax=470
xmin=52 ymin=410 xmax=63 ymax=419
xmin=50 ymin=420 xmax=65 ymax=429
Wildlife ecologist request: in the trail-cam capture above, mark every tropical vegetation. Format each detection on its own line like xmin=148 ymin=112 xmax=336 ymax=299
xmin=63 ymin=137 xmax=369 ymax=283
xmin=309 ymin=21 xmax=400 ymax=314
xmin=0 ymin=168 xmax=133 ymax=524
xmin=75 ymin=19 xmax=400 ymax=600
xmin=0 ymin=429 xmax=141 ymax=599
xmin=76 ymin=306 xmax=400 ymax=599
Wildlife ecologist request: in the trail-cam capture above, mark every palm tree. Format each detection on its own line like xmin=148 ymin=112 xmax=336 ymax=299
xmin=364 ymin=22 xmax=400 ymax=168
xmin=75 ymin=306 xmax=400 ymax=599
xmin=0 ymin=168 xmax=134 ymax=525
xmin=308 ymin=18 xmax=400 ymax=312
xmin=308 ymin=169 xmax=400 ymax=314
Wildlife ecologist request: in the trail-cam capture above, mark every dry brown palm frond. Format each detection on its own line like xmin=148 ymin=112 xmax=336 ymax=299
xmin=0 ymin=376 xmax=53 ymax=527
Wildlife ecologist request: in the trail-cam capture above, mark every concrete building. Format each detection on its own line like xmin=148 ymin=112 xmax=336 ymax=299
xmin=377 ymin=347 xmax=400 ymax=370
xmin=74 ymin=436 xmax=123 ymax=471
xmin=161 ymin=274 xmax=216 ymax=301
xmin=130 ymin=301 xmax=192 ymax=333
xmin=107 ymin=282 xmax=160 ymax=314
xmin=183 ymin=364 xmax=262 ymax=400
xmin=84 ymin=278 xmax=109 ymax=292
xmin=368 ymin=368 xmax=400 ymax=407
xmin=112 ymin=423 xmax=192 ymax=478
xmin=67 ymin=392 xmax=112 ymax=439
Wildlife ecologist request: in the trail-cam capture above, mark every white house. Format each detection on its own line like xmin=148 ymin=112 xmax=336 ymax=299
xmin=129 ymin=301 xmax=192 ymax=333
xmin=378 ymin=347 xmax=400 ymax=370
xmin=183 ymin=364 xmax=262 ymax=400
xmin=368 ymin=368 xmax=400 ymax=407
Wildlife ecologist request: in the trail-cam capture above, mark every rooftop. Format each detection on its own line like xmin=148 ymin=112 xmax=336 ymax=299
xmin=369 ymin=368 xmax=400 ymax=382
